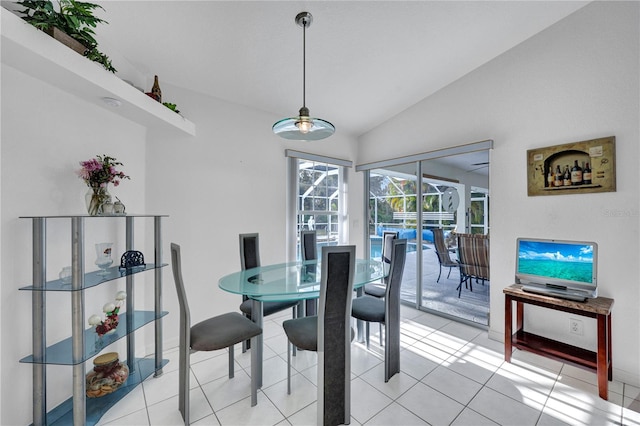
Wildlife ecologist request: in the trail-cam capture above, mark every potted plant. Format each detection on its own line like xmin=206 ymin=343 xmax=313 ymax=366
xmin=16 ymin=0 xmax=116 ymax=72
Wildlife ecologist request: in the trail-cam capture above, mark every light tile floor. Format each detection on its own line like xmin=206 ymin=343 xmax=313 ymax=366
xmin=98 ymin=307 xmax=640 ymax=426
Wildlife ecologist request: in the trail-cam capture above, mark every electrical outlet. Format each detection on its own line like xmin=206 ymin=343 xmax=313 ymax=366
xmin=570 ymin=318 xmax=583 ymax=335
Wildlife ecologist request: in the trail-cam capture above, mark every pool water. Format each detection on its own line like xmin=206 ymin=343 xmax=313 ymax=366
xmin=369 ymin=237 xmax=429 ymax=259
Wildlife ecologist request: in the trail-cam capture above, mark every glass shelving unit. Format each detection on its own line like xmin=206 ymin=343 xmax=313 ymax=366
xmin=19 ymin=215 xmax=168 ymax=426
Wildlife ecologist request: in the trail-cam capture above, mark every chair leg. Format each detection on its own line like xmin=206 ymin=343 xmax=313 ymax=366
xmin=365 ymin=322 xmax=370 ymax=349
xmin=178 ymin=345 xmax=190 ymax=425
xmin=437 ymin=264 xmax=442 ymax=283
xmin=379 ymin=323 xmax=383 ymax=347
xmin=447 ymin=266 xmax=452 ymax=279
xmin=251 ymin=336 xmax=258 ymax=406
xmin=287 ymin=342 xmax=292 ymax=395
xmin=292 ymin=307 xmax=297 ymax=357
xmin=228 ymin=345 xmax=234 ymax=379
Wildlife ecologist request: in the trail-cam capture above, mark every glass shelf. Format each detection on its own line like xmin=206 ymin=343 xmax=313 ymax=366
xmin=44 ymin=357 xmax=169 ymax=426
xmin=19 ymin=263 xmax=168 ymax=291
xmin=20 ymin=311 xmax=168 ymax=365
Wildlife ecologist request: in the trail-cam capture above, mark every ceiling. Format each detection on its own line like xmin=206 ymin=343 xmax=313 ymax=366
xmin=3 ymin=1 xmax=588 ymax=175
xmin=81 ymin=1 xmax=587 ymax=139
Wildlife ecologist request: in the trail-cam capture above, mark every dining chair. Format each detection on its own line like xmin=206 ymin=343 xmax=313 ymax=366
xmin=283 ymin=245 xmax=356 ymax=426
xmin=363 ymin=230 xmax=398 ymax=346
xmin=364 ymin=230 xmax=398 ymax=298
xmin=238 ymin=233 xmax=299 ymax=351
xmin=300 ymin=230 xmax=319 ymax=316
xmin=351 ymin=239 xmax=407 ymax=382
xmin=170 ymin=243 xmax=263 ymax=425
xmin=456 ymin=233 xmax=490 ymax=297
xmin=432 ymin=228 xmax=459 ymax=282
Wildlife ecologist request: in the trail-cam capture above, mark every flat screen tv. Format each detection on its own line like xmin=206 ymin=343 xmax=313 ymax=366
xmin=515 ymin=237 xmax=598 ymax=301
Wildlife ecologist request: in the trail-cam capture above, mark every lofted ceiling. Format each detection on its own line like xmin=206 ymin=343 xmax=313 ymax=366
xmin=81 ymin=1 xmax=588 ymax=139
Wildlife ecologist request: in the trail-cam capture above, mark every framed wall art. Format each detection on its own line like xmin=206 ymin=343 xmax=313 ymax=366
xmin=527 ymin=136 xmax=616 ymax=196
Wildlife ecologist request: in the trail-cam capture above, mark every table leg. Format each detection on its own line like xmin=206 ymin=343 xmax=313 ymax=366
xmin=516 ymin=301 xmax=524 ymax=331
xmin=504 ymin=294 xmax=512 ymax=362
xmin=607 ymin=313 xmax=613 ymax=381
xmin=251 ymin=299 xmax=263 ymax=389
xmin=356 ymin=287 xmax=365 ymax=342
xmin=597 ymin=313 xmax=609 ymax=400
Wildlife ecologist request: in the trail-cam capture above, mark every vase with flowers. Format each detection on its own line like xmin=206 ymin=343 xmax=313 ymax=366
xmin=77 ymin=155 xmax=129 ymax=215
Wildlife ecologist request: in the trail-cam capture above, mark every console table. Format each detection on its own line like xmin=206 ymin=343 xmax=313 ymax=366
xmin=503 ymin=284 xmax=613 ymax=400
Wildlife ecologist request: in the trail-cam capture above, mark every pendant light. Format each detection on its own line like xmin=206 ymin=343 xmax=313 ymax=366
xmin=273 ymin=12 xmax=335 ymax=141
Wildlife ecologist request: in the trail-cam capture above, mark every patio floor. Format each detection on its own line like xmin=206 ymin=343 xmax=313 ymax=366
xmin=399 ymin=243 xmax=490 ymax=326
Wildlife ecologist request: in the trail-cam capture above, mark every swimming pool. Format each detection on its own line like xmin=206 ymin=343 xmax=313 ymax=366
xmin=369 ymin=236 xmax=429 ymax=259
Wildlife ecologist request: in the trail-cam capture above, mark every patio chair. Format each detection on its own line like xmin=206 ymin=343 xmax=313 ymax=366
xmin=171 ymin=243 xmax=262 ymax=424
xmin=433 ymin=228 xmax=459 ymax=282
xmin=238 ymin=233 xmax=299 ymax=351
xmin=283 ymin=245 xmax=356 ymax=425
xmin=351 ymin=239 xmax=407 ymax=382
xmin=456 ymin=233 xmax=490 ymax=297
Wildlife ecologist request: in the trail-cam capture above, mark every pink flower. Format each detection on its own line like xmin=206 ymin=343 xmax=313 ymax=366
xmin=77 ymin=155 xmax=130 ymax=189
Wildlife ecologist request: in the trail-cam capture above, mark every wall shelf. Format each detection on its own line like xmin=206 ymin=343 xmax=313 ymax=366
xmin=1 ymin=8 xmax=196 ymax=137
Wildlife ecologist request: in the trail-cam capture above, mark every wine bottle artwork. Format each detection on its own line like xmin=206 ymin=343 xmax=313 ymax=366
xmin=554 ymin=165 xmax=563 ymax=187
xmin=526 ymin=136 xmax=615 ymax=196
xmin=583 ymin=162 xmax=592 ymax=184
xmin=571 ymin=160 xmax=583 ymax=185
xmin=563 ymin=165 xmax=571 ymax=186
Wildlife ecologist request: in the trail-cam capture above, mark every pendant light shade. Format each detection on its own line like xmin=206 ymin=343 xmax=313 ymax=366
xmin=273 ymin=12 xmax=335 ymax=141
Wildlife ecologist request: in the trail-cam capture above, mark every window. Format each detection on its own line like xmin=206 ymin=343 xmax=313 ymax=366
xmin=285 ymin=150 xmax=352 ymax=261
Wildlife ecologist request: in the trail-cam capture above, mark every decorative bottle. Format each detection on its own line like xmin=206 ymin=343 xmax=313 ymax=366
xmin=554 ymin=165 xmax=563 ymax=187
xmin=571 ymin=160 xmax=583 ymax=185
xmin=563 ymin=165 xmax=571 ymax=186
xmin=151 ymin=75 xmax=162 ymax=103
xmin=583 ymin=162 xmax=592 ymax=184
xmin=547 ymin=168 xmax=554 ymax=188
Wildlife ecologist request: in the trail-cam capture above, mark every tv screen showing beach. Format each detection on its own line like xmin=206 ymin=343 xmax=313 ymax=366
xmin=517 ymin=240 xmax=594 ymax=284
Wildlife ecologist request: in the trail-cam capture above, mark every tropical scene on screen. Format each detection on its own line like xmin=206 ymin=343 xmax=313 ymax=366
xmin=518 ymin=240 xmax=594 ymax=283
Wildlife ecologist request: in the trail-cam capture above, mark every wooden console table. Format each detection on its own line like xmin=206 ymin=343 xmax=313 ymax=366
xmin=503 ymin=284 xmax=613 ymax=400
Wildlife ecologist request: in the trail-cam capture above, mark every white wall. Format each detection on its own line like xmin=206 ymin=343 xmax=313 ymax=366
xmin=0 ymin=65 xmax=359 ymax=425
xmin=359 ymin=2 xmax=639 ymax=386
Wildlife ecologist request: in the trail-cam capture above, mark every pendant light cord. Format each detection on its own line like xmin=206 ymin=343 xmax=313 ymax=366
xmin=302 ymin=20 xmax=306 ymax=109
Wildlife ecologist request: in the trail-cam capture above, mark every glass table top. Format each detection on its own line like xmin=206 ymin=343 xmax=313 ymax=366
xmin=219 ymin=259 xmax=383 ymax=301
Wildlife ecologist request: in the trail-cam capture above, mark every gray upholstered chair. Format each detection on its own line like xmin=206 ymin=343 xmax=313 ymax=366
xmin=364 ymin=231 xmax=398 ymax=298
xmin=433 ymin=228 xmax=459 ymax=282
xmin=283 ymin=245 xmax=356 ymax=425
xmin=351 ymin=239 xmax=407 ymax=382
xmin=171 ymin=243 xmax=262 ymax=425
xmin=238 ymin=233 xmax=299 ymax=351
xmin=362 ymin=231 xmax=398 ymax=346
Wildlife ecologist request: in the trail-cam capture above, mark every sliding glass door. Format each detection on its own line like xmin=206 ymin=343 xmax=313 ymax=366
xmin=360 ymin=142 xmax=491 ymax=327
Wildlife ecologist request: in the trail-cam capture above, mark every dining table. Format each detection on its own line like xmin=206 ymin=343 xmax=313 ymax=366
xmin=218 ymin=257 xmax=384 ymax=388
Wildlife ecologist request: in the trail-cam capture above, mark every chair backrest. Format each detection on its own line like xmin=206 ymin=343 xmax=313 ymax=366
xmin=381 ymin=231 xmax=398 ymax=281
xmin=384 ymin=239 xmax=407 ymax=381
xmin=457 ymin=233 xmax=490 ymax=280
xmin=170 ymin=243 xmax=191 ymax=349
xmin=433 ymin=228 xmax=454 ymax=264
xmin=317 ymin=245 xmax=356 ymax=426
xmin=239 ymin=233 xmax=260 ymax=270
xmin=381 ymin=231 xmax=398 ymax=264
xmin=300 ymin=230 xmax=317 ymax=261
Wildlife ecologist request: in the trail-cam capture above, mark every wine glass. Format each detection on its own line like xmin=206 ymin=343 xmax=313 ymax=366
xmin=95 ymin=243 xmax=114 ymax=276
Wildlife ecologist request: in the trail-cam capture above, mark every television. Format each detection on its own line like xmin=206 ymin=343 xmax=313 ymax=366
xmin=515 ymin=237 xmax=598 ymax=301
